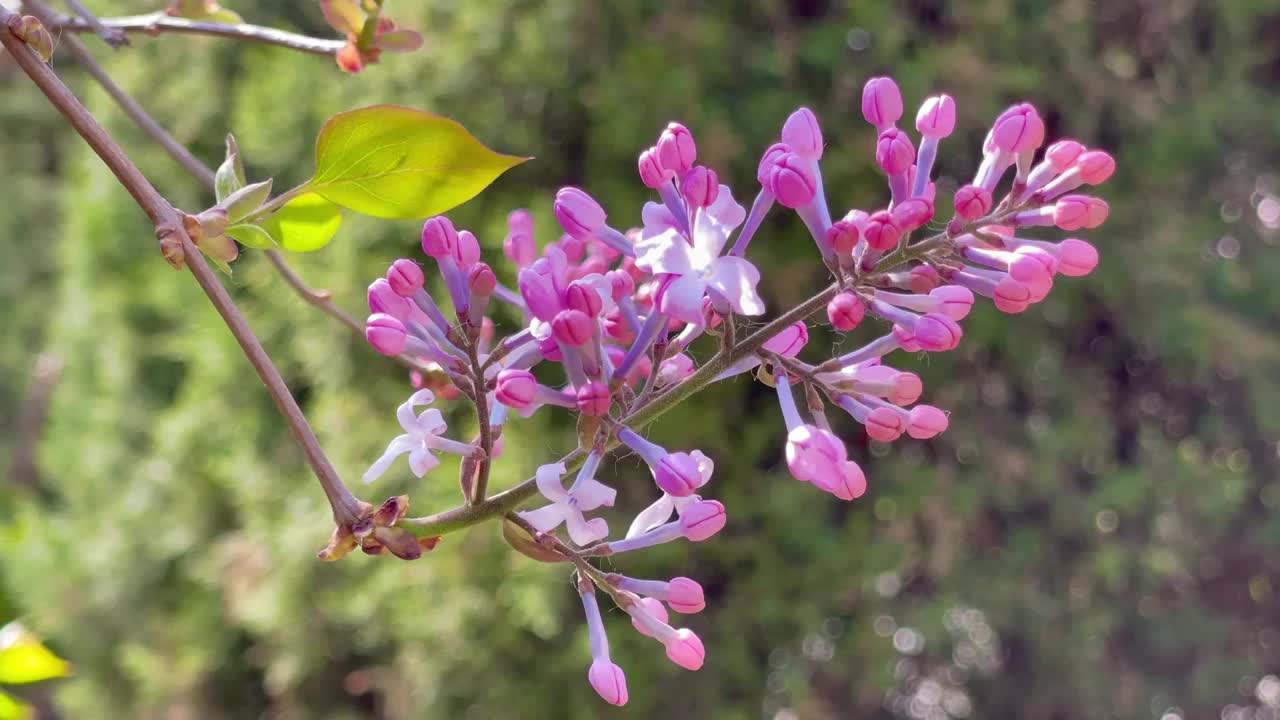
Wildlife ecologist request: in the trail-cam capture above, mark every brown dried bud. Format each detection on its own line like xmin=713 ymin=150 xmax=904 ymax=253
xmin=10 ymin=16 xmax=54 ymax=63
xmin=316 ymin=524 xmax=358 ymax=561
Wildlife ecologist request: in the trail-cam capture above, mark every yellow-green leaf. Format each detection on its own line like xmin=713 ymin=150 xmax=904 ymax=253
xmin=262 ymin=193 xmax=342 ymax=252
xmin=225 ymin=224 xmax=277 ymax=250
xmin=0 ymin=690 xmax=29 ymax=720
xmin=305 ymin=105 xmax=529 ymax=219
xmin=0 ymin=624 xmax=70 ymax=685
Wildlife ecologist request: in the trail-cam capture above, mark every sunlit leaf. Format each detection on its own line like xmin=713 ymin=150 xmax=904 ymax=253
xmin=224 ymin=224 xmax=277 ymax=250
xmin=0 ymin=690 xmax=29 ymax=720
xmin=304 ymin=105 xmax=529 ymax=219
xmin=319 ymin=0 xmax=364 ymax=35
xmin=261 ymin=193 xmax=342 ymax=252
xmin=214 ymin=134 xmax=245 ymax=204
xmin=0 ymin=624 xmax=70 ymax=685
xmin=219 ymin=179 xmax=272 ymax=223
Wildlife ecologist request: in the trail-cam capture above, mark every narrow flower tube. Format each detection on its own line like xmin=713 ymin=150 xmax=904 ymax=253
xmin=581 ymin=586 xmax=628 ymax=706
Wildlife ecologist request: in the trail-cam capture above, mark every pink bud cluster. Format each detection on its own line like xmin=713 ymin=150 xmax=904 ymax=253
xmin=358 ymin=73 xmax=1113 ymax=705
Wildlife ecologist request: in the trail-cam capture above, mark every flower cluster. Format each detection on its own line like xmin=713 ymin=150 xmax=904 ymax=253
xmin=358 ymin=75 xmax=1112 ymax=704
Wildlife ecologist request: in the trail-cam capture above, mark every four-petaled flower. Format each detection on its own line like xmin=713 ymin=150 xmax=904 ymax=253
xmin=364 ymin=389 xmax=476 ymax=483
xmin=626 ymin=450 xmax=714 ymax=538
xmin=521 ymin=462 xmax=618 ymax=546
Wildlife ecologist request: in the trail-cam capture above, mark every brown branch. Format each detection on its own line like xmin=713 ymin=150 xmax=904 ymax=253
xmin=34 ymin=6 xmax=344 ymax=55
xmin=61 ymin=0 xmax=126 ymax=47
xmin=1 ymin=4 xmax=362 ymax=525
xmin=7 ymin=353 xmax=61 ymax=491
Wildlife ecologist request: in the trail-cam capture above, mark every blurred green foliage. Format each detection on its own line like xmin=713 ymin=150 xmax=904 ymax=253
xmin=2 ymin=0 xmax=1280 ymax=718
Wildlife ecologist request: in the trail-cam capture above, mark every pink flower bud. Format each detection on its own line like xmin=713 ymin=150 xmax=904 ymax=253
xmin=827 ymin=292 xmax=865 ymax=332
xmin=915 ymin=94 xmax=956 ymax=138
xmin=861 ymin=76 xmax=903 ymax=129
xmin=365 ymin=313 xmax=406 ymax=355
xmin=865 ymin=406 xmax=905 ymax=442
xmin=781 ymin=107 xmax=823 ymax=160
xmin=992 ymin=278 xmax=1031 ymax=313
xmin=503 ymin=232 xmax=536 ymax=268
xmin=517 ymin=268 xmax=561 ymax=322
xmin=386 ymin=259 xmax=424 ymax=296
xmin=552 ymin=309 xmax=594 ymax=346
xmin=495 ymin=368 xmax=536 ymax=409
xmin=930 ymin=285 xmax=975 ymax=320
xmin=826 ymin=461 xmax=867 ymax=501
xmin=638 ymin=146 xmax=672 ymax=189
xmin=664 ymin=628 xmax=706 ymax=671
xmin=537 ymin=335 xmax=563 ymax=361
xmin=786 ymin=425 xmax=846 ymax=486
xmin=889 ymin=372 xmax=923 ymax=406
xmin=990 ymin=103 xmax=1045 ymax=153
xmin=454 ymin=230 xmax=481 ymax=266
xmin=680 ymin=499 xmax=726 ymax=541
xmin=1056 ymin=239 xmax=1098 ymax=277
xmin=863 ymin=211 xmax=900 ymax=251
xmin=421 ymin=216 xmax=458 ymax=258
xmin=666 ymin=577 xmax=705 ymax=614
xmin=565 ymin=282 xmax=604 ymax=317
xmin=908 ymin=265 xmax=941 ymax=293
xmin=655 ymin=452 xmax=702 ymax=497
xmin=576 ymin=381 xmax=611 ymax=416
xmin=1075 ymin=150 xmax=1115 ymax=185
xmin=507 ymin=208 xmax=533 ymax=235
xmin=588 ymin=660 xmax=628 ymax=706
xmin=681 ymin=165 xmax=720 ymax=208
xmin=911 ymin=313 xmax=963 ymax=351
xmin=1053 ymin=195 xmax=1095 ymax=230
xmin=826 ymin=219 xmax=860 ymax=254
xmin=557 ymin=233 xmax=586 ymax=262
xmin=875 ymin=128 xmax=915 ymax=175
xmin=757 ymin=143 xmax=792 ymax=186
xmin=554 ymin=187 xmax=607 ymax=240
xmin=907 ymin=405 xmax=949 ymax=439
xmin=603 ymin=310 xmax=633 ymax=343
xmin=606 ymin=270 xmax=635 ymax=302
xmin=891 ymin=324 xmax=922 ymax=353
xmin=467 ymin=262 xmax=496 ymax=296
xmin=1084 ymin=197 xmax=1110 ymax=227
xmin=659 ymin=354 xmax=696 ymax=385
xmin=368 ymin=278 xmax=411 ymax=319
xmin=657 ymin=122 xmax=697 ymax=174
xmin=1045 ymin=139 xmax=1086 ymax=170
xmin=768 ymin=153 xmax=817 ymax=208
xmin=953 ymin=185 xmax=992 ymax=221
xmin=890 ymin=198 xmax=933 ymax=232
xmin=763 ymin=321 xmax=809 ymax=357
xmin=631 ymin=597 xmax=669 ymax=637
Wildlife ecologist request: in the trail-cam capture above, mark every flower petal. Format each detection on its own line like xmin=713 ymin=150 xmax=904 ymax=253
xmin=408 ymin=446 xmax=439 ymax=477
xmin=416 ymin=408 xmax=448 ymax=436
xmin=708 ymin=256 xmax=765 ymax=316
xmin=521 ymin=504 xmax=566 ymax=533
xmin=362 ymin=434 xmax=415 ymax=483
xmin=634 ymin=228 xmax=696 ymax=276
xmin=565 ymin=510 xmax=609 ymax=546
xmin=396 ymin=388 xmax=436 ymax=433
xmin=626 ymin=495 xmax=676 ymax=538
xmin=658 ymin=274 xmax=708 ymax=325
xmin=689 ymin=449 xmax=714 ymax=488
xmin=641 ymin=201 xmax=680 ymax=240
xmin=692 ymin=184 xmax=745 ymax=258
xmin=535 ymin=462 xmax=571 ymax=503
xmin=574 ymin=477 xmax=618 ymax=511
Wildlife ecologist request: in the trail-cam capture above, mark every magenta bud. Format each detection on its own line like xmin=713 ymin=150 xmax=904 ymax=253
xmin=1056 ymin=239 xmax=1099 ymax=277
xmin=454 ymin=230 xmax=481 ymax=267
xmin=1045 ymin=139 xmax=1086 ymax=170
xmin=912 ymin=313 xmax=963 ymax=351
xmin=588 ymin=660 xmax=629 ymax=706
xmin=365 ymin=313 xmax=406 ymax=355
xmin=421 ymin=216 xmax=458 ymax=258
xmin=504 ymin=232 xmax=536 ymax=267
xmin=768 ymin=153 xmax=817 ymax=209
xmin=606 ymin=270 xmax=635 ymax=302
xmin=657 ymin=122 xmax=697 ymax=174
xmin=507 ymin=208 xmax=533 ymax=236
xmin=990 ymin=103 xmax=1045 ymax=153
xmin=781 ymin=107 xmax=823 ymax=160
xmin=1075 ymin=150 xmax=1116 ymax=185
xmin=908 ymin=265 xmax=941 ymax=293
xmin=537 ymin=334 xmax=563 ymax=361
xmin=576 ymin=381 xmax=611 ymax=416
xmin=862 ymin=211 xmax=900 ymax=251
xmin=915 ymin=94 xmax=956 ymax=138
xmin=865 ymin=406 xmax=905 ymax=442
xmin=930 ymin=285 xmax=975 ymax=320
xmin=557 ymin=233 xmax=586 ymax=262
xmin=664 ymin=628 xmax=706 ymax=671
xmin=386 ymin=259 xmax=424 ymax=296
xmin=552 ymin=309 xmax=594 ymax=346
xmin=875 ymin=128 xmax=915 ymax=175
xmin=554 ymin=187 xmax=607 ymax=240
xmin=1053 ymin=195 xmax=1092 ymax=230
xmin=517 ymin=267 xmax=561 ymax=322
xmin=861 ymin=76 xmax=903 ymax=129
xmin=495 ymin=368 xmax=536 ymax=409
xmin=467 ymin=262 xmax=497 ymax=296
xmin=993 ymin=278 xmax=1031 ymax=314
xmin=680 ymin=500 xmax=726 ymax=541
xmin=762 ymin=321 xmax=809 ymax=357
xmin=952 ymin=185 xmax=992 ymax=221
xmin=889 ymin=371 xmax=923 ymax=406
xmin=666 ymin=577 xmax=706 ymax=614
xmin=907 ymin=405 xmax=949 ymax=439
xmin=654 ymin=452 xmax=702 ymax=497
xmin=757 ymin=142 xmax=792 ymax=186
xmin=565 ymin=282 xmax=604 ymax=317
xmin=826 ymin=219 xmax=859 ymax=254
xmin=890 ymin=198 xmax=933 ymax=232
xmin=680 ymin=165 xmax=720 ymax=208
xmin=827 ymin=292 xmax=865 ymax=332
xmin=638 ymin=147 xmax=672 ymax=189
xmin=631 ymin=597 xmax=669 ymax=637
xmin=368 ymin=278 xmax=411 ymax=319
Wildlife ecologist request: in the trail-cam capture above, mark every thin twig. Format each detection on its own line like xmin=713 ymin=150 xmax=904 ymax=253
xmin=39 ymin=8 xmax=344 ymax=55
xmin=7 ymin=353 xmax=62 ymax=491
xmin=61 ymin=0 xmax=126 ymax=47
xmin=1 ymin=3 xmax=363 ymax=526
xmin=467 ymin=339 xmax=493 ymax=504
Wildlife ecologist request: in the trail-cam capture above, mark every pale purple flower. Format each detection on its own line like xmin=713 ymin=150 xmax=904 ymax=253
xmin=626 ymin=449 xmax=714 ymax=538
xmin=363 ymin=389 xmax=479 ymax=483
xmin=520 ymin=459 xmax=617 ymax=545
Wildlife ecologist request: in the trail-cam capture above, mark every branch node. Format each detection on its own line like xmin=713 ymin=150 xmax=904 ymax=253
xmin=155 ymin=226 xmax=186 ymax=269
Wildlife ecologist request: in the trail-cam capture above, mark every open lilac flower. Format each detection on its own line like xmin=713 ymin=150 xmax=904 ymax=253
xmin=634 ymin=186 xmax=765 ymax=324
xmin=363 ymin=389 xmax=480 ymax=483
xmin=519 ymin=459 xmax=617 ymax=545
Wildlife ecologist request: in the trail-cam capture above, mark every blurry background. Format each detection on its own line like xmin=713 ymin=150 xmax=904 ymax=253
xmin=3 ymin=0 xmax=1280 ymax=718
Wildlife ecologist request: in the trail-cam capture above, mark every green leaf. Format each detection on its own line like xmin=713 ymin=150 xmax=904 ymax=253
xmin=219 ymin=179 xmax=272 ymax=223
xmin=214 ymin=134 xmax=245 ymax=204
xmin=304 ymin=105 xmax=529 ymax=219
xmin=319 ymin=0 xmax=363 ymax=35
xmin=0 ymin=690 xmax=28 ymax=720
xmin=224 ymin=224 xmax=277 ymax=249
xmin=0 ymin=624 xmax=70 ymax=685
xmin=262 ymin=194 xmax=342 ymax=252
